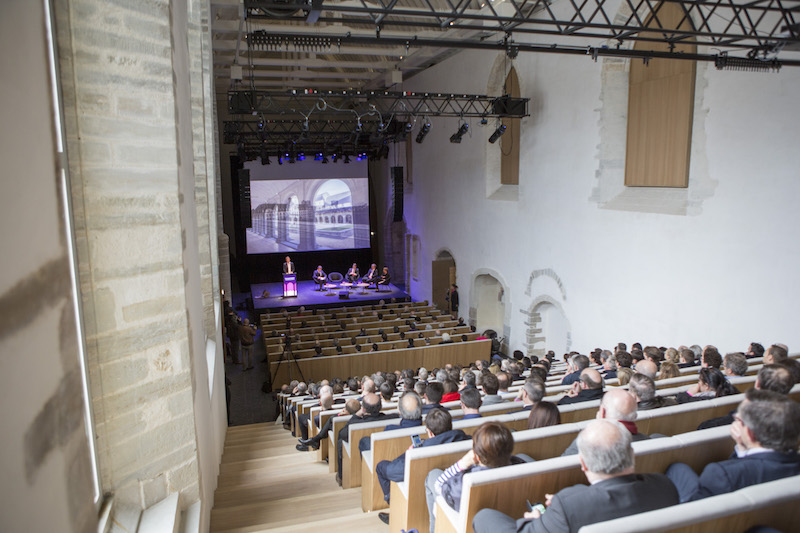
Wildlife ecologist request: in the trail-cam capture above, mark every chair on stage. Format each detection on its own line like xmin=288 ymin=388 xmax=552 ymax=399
xmin=328 ymin=272 xmax=344 ymax=284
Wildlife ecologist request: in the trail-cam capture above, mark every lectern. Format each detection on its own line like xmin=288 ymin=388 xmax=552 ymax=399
xmin=283 ymin=273 xmax=297 ymax=297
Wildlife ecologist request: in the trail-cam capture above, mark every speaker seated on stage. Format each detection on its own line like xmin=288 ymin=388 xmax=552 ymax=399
xmin=377 ymin=267 xmax=391 ymax=291
xmin=363 ymin=263 xmax=379 ymax=287
xmin=312 ymin=265 xmax=327 ymax=291
xmin=346 ymin=263 xmax=360 ymax=283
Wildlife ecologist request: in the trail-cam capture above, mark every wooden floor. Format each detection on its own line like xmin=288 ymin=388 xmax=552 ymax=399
xmin=210 ymin=422 xmax=386 ymax=532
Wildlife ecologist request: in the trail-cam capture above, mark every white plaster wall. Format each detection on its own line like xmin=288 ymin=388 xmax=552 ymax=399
xmin=0 ymin=1 xmax=96 ymax=530
xmin=399 ymin=46 xmax=800 ymax=355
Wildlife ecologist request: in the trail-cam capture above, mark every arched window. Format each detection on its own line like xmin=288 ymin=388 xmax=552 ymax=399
xmin=324 ymin=216 xmax=330 ymax=223
xmin=500 ymin=67 xmax=520 ymax=186
xmin=346 ymin=215 xmax=352 ymax=223
xmin=625 ymin=2 xmax=695 ymax=187
xmin=337 ymin=215 xmax=343 ymax=223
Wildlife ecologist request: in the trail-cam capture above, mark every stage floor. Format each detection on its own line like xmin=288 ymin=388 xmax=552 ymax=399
xmin=250 ymin=280 xmax=411 ymax=312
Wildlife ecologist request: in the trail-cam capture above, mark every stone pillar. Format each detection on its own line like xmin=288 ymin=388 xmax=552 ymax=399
xmin=276 ymin=204 xmax=288 ymax=243
xmin=352 ymin=204 xmax=371 ymax=248
xmin=53 ymin=0 xmax=226 ymax=525
xmin=265 ymin=204 xmax=275 ymax=237
xmin=298 ymin=201 xmax=317 ymax=250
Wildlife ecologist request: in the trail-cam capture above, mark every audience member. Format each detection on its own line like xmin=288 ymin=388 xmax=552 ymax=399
xmin=375 ymin=408 xmax=470 ymax=519
xmin=722 ymin=352 xmax=748 ymax=377
xmin=422 ymin=382 xmax=444 ymax=414
xmin=558 ymin=369 xmax=604 ymax=405
xmin=527 ymin=401 xmax=561 ymax=430
xmin=634 ymin=359 xmax=658 ymax=380
xmin=629 ymin=374 xmax=677 ymax=411
xmin=674 ymin=367 xmax=735 ymax=404
xmin=763 ymin=344 xmax=789 ymax=365
xmin=426 ymin=422 xmax=522 ymax=533
xmin=658 ymin=361 xmax=681 ymax=380
xmin=359 ymin=392 xmax=423 ymax=453
xmin=561 ymin=389 xmax=655 ymax=456
xmin=480 ymin=373 xmax=503 ymax=405
xmin=561 ymin=354 xmax=590 ymax=386
xmin=459 ymin=388 xmax=483 ymax=419
xmin=666 ymin=389 xmax=800 ymax=502
xmin=473 ymin=419 xmax=678 ymax=533
xmin=518 ymin=379 xmax=546 ymax=411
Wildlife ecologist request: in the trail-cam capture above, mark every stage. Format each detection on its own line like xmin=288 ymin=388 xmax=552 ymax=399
xmin=250 ymin=280 xmax=411 ymax=312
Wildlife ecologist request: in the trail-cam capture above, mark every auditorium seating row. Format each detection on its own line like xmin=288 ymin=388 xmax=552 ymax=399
xmin=272 ymin=326 xmax=475 ymax=362
xmin=260 ymin=300 xmax=430 ymax=326
xmin=279 ymin=359 xmax=798 ymax=533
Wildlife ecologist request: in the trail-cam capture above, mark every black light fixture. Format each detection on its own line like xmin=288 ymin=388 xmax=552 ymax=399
xmin=415 ymin=121 xmax=431 ymax=144
xmin=449 ymin=122 xmax=469 ymax=143
xmin=260 ymin=146 xmax=270 ymax=165
xmin=488 ymin=124 xmax=507 ymax=143
xmin=344 ymin=154 xmax=351 ymax=164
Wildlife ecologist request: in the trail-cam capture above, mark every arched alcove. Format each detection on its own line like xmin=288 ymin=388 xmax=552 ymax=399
xmin=485 ymin=54 xmax=522 ymax=201
xmin=473 ymin=273 xmax=506 ymax=336
xmin=529 ymin=297 xmax=571 ymax=357
xmin=432 ymin=249 xmax=456 ymax=314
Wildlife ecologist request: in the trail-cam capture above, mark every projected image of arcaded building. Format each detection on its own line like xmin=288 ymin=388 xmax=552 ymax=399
xmin=246 ymin=178 xmax=370 ymax=253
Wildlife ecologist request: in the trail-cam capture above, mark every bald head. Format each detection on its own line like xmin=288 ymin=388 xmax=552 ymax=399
xmin=580 ymin=368 xmax=604 ymax=390
xmin=600 ymin=388 xmax=638 ymax=422
xmin=577 ymin=419 xmax=635 ymax=476
xmin=362 ymin=393 xmax=382 ymax=415
xmin=635 ymin=360 xmax=658 ymax=380
xmin=398 ymin=391 xmax=422 ymax=420
xmin=320 ymin=392 xmax=334 ymax=410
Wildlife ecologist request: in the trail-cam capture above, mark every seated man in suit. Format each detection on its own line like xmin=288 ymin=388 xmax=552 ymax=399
xmin=363 ymin=263 xmax=379 ymax=286
xmin=666 ymin=388 xmax=800 ymax=502
xmin=561 ymin=354 xmax=590 ymax=386
xmin=516 ymin=378 xmax=546 ymax=413
xmin=359 ymin=391 xmax=423 ymax=453
xmin=473 ymin=419 xmax=679 ymax=533
xmin=346 ymin=262 xmax=360 ymax=283
xmin=558 ymin=368 xmax=604 ymax=405
xmin=376 ymin=408 xmax=471 ymax=522
xmin=297 ymin=386 xmax=333 ymax=442
xmin=459 ymin=387 xmax=482 ymax=419
xmin=628 ymin=374 xmax=677 ymax=411
xmin=377 ymin=266 xmax=391 ymax=288
xmin=312 ymin=265 xmax=327 ymax=290
xmin=421 ymin=382 xmax=444 ymax=414
xmin=335 ymin=393 xmax=396 ymax=484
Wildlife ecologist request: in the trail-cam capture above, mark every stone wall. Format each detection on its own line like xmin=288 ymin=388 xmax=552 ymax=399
xmin=52 ymin=0 xmax=225 ymax=527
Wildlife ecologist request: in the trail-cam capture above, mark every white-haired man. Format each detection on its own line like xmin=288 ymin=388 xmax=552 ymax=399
xmin=473 ymin=419 xmax=678 ymax=533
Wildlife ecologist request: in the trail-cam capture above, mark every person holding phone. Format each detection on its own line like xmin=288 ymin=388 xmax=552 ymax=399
xmin=425 ymin=422 xmax=525 ymax=533
xmin=472 ymin=420 xmax=678 ymax=533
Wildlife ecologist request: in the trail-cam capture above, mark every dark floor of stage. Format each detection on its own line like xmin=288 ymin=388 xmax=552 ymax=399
xmin=250 ymin=280 xmax=411 ymax=312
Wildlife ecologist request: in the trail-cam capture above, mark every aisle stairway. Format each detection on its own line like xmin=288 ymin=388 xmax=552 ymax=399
xmin=210 ymin=422 xmax=385 ymax=532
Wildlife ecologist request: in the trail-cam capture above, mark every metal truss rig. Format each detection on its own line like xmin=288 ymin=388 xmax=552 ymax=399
xmin=227 ymin=89 xmax=529 ymax=157
xmin=244 ymin=0 xmax=800 ymax=65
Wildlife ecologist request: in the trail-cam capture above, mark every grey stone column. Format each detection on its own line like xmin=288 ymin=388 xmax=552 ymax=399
xmin=298 ymin=201 xmax=316 ymax=250
xmin=277 ymin=204 xmax=288 ymax=243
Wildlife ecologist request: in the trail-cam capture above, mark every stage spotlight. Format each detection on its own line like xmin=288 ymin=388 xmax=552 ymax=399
xmin=415 ymin=122 xmax=431 ymax=144
xmin=277 ymin=156 xmax=283 ymax=165
xmin=297 ymin=152 xmax=305 ymax=161
xmin=332 ymin=153 xmax=339 ymax=163
xmin=449 ymin=122 xmax=469 ymax=143
xmin=488 ymin=124 xmax=507 ymax=143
